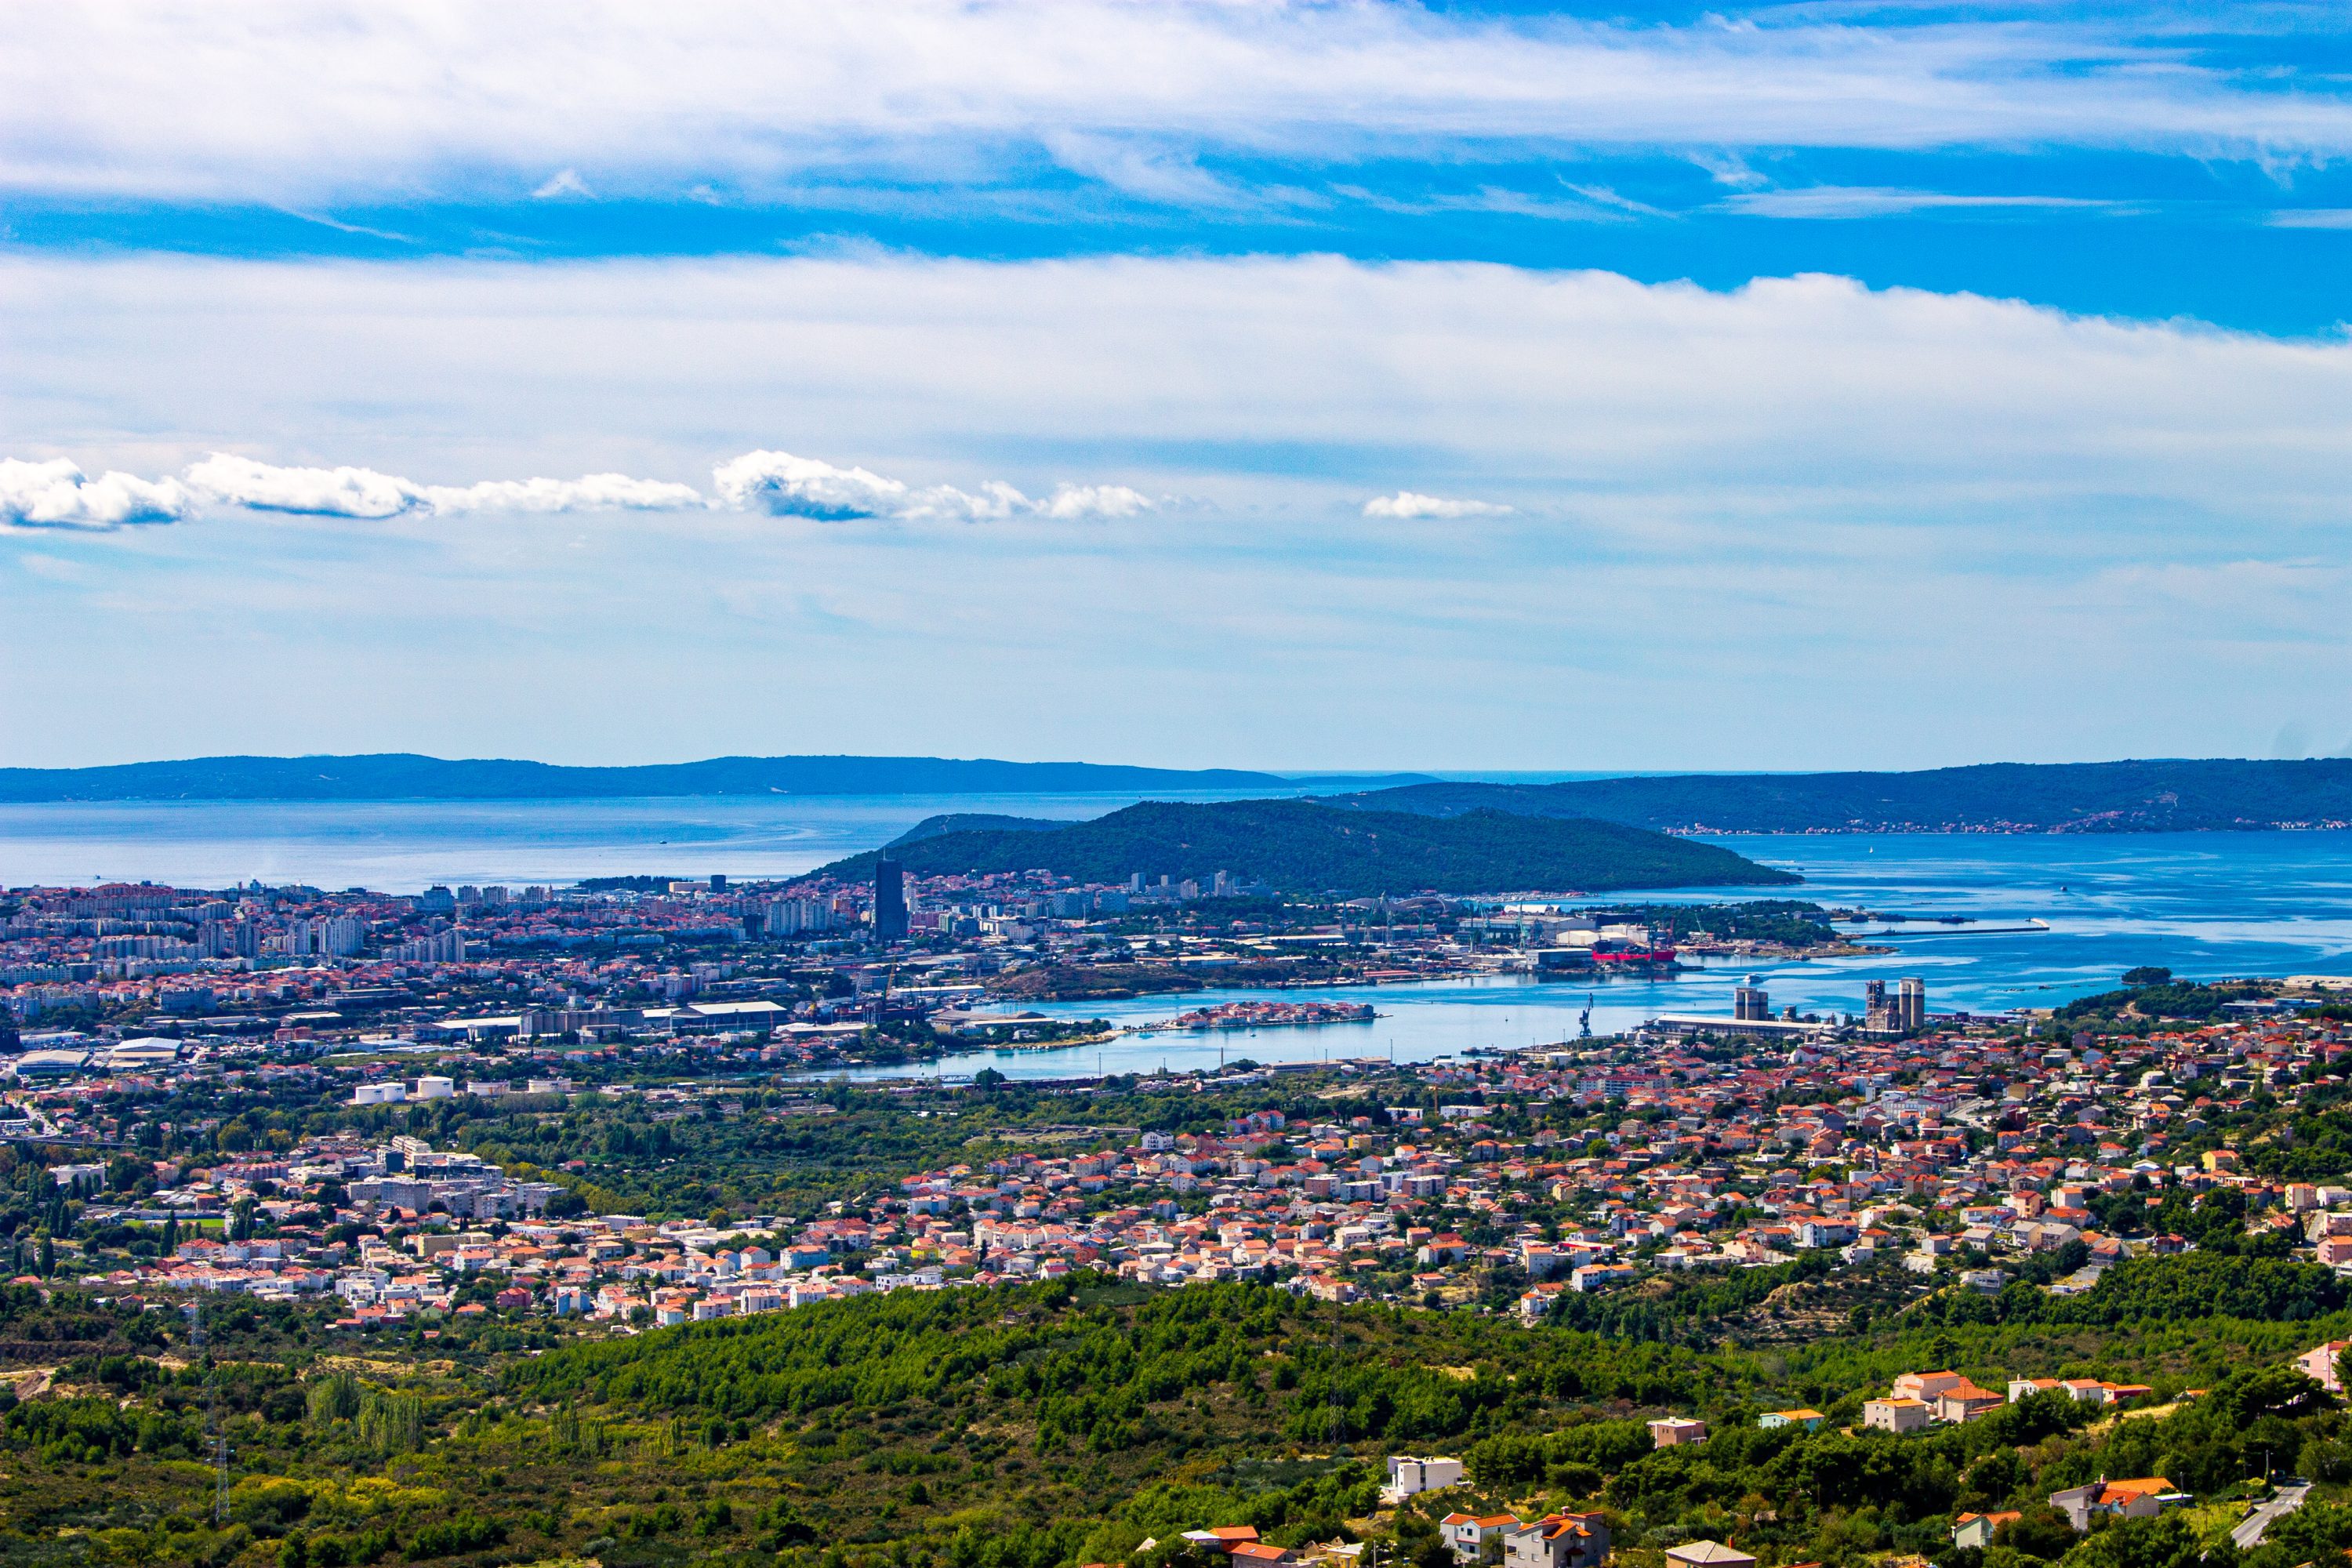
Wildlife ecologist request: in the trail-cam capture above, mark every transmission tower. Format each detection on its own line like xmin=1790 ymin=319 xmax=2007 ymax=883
xmin=183 ymin=1302 xmax=227 ymax=1523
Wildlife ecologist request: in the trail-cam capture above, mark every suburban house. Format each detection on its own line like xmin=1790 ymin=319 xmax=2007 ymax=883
xmin=1182 ymin=1528 xmax=1265 ymax=1552
xmin=1664 ymin=1542 xmax=1758 ymax=1568
xmin=1952 ymin=1512 xmax=2022 ymax=1550
xmin=1386 ymin=1457 xmax=1465 ymax=1500
xmin=1570 ymin=1262 xmax=1638 ymax=1293
xmin=1934 ymin=1381 xmax=2005 ymax=1423
xmin=1649 ymin=1417 xmax=1708 ymax=1447
xmin=1502 ymin=1513 xmax=1610 ymax=1568
xmin=1443 ymin=1514 xmax=1521 ymax=1563
xmin=2049 ymin=1479 xmax=2186 ymax=1531
xmin=1891 ymin=1371 xmax=1970 ymax=1403
xmin=1863 ymin=1397 xmax=1931 ymax=1435
xmin=2057 ymin=1379 xmax=2151 ymax=1406
xmin=2297 ymin=1341 xmax=2350 ymax=1394
xmin=1885 ymin=1370 xmax=2002 ymax=1424
xmin=1758 ymin=1409 xmax=1825 ymax=1431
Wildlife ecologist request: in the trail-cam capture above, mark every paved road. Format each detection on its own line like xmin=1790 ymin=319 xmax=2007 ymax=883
xmin=2233 ymin=1483 xmax=2311 ymax=1549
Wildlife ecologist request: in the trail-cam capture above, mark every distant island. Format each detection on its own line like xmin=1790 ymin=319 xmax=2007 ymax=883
xmin=1329 ymin=757 xmax=2352 ymax=834
xmin=0 ymin=753 xmax=1432 ymax=803
xmin=1 ymin=753 xmax=2345 ymax=833
xmin=821 ymin=799 xmax=1797 ymax=895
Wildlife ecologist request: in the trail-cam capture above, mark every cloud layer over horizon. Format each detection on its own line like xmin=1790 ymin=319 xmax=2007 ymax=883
xmin=13 ymin=252 xmax=2352 ymax=534
xmin=8 ymin=5 xmax=2352 ymax=769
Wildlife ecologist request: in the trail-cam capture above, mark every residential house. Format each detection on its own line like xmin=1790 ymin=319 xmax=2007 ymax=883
xmin=1230 ymin=1546 xmax=1297 ymax=1567
xmin=1758 ymin=1410 xmax=1825 ymax=1431
xmin=2297 ymin=1341 xmax=2350 ymax=1395
xmin=1386 ymin=1457 xmax=1465 ymax=1499
xmin=1934 ymin=1380 xmax=2005 ymax=1424
xmin=1181 ymin=1529 xmax=1263 ymax=1553
xmin=1649 ymin=1417 xmax=1708 ymax=1448
xmin=1952 ymin=1512 xmax=2021 ymax=1550
xmin=1503 ymin=1514 xmax=1610 ymax=1568
xmin=1863 ymin=1398 xmax=1931 ymax=1434
xmin=1443 ymin=1514 xmax=1521 ymax=1563
xmin=2049 ymin=1479 xmax=2183 ymax=1531
xmin=1663 ymin=1543 xmax=1757 ymax=1568
xmin=1891 ymin=1371 xmax=1969 ymax=1403
xmin=1569 ymin=1262 xmax=1638 ymax=1293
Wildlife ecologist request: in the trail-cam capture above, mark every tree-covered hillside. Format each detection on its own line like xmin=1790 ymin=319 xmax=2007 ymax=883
xmin=1332 ymin=758 xmax=2352 ymax=833
xmin=22 ymin=1262 xmax=2352 ymax=1568
xmin=822 ymin=800 xmax=1797 ymax=895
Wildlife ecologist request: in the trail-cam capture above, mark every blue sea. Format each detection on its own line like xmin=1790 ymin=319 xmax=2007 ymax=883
xmin=1 ymin=796 xmax=2346 ymax=1079
xmin=958 ymin=831 xmax=2352 ymax=1081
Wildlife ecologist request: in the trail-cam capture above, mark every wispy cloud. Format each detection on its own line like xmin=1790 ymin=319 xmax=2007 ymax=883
xmin=532 ymin=169 xmax=593 ymax=200
xmin=7 ymin=3 xmax=2352 ymax=208
xmin=1338 ymin=182 xmax=1664 ymax=224
xmin=1720 ymin=186 xmax=2125 ymax=219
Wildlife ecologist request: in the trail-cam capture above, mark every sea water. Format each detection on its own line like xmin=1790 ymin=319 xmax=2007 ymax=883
xmin=824 ymin=830 xmax=2352 ymax=1080
xmin=0 ymin=790 xmax=1288 ymax=891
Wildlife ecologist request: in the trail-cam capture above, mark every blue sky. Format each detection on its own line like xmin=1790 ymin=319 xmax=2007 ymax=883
xmin=5 ymin=1 xmax=2352 ymax=770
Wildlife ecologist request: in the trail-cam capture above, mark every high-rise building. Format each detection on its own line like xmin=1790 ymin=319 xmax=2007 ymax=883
xmin=873 ymin=858 xmax=909 ymax=940
xmin=1899 ymin=977 xmax=1927 ymax=1032
xmin=1733 ymin=979 xmax=1769 ymax=1022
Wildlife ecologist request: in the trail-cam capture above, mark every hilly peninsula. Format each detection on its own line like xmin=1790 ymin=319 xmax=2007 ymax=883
xmin=824 ymin=799 xmax=1796 ymax=895
xmin=1331 ymin=757 xmax=2352 ymax=834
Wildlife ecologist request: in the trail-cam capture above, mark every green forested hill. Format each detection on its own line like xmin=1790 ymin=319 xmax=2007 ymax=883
xmin=822 ymin=800 xmax=1796 ymax=894
xmin=888 ymin=812 xmax=1070 ymax=845
xmin=1333 ymin=757 xmax=2352 ymax=833
xmin=13 ymin=1258 xmax=2352 ymax=1568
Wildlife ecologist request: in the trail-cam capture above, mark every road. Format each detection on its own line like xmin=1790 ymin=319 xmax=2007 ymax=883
xmin=2233 ymin=1482 xmax=2311 ymax=1549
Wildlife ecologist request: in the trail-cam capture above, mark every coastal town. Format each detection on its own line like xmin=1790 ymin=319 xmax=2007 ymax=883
xmin=9 ymin=864 xmax=2352 ymax=1568
xmin=0 ymin=871 xmax=1872 ymax=1064
xmin=7 ymin=938 xmax=2348 ymax=1328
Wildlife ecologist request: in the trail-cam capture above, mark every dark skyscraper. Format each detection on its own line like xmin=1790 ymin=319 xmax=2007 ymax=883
xmin=873 ymin=857 xmax=909 ymax=940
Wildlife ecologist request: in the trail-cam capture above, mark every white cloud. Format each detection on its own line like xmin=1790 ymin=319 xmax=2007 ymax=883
xmin=1363 ymin=491 xmax=1513 ymax=520
xmin=532 ymin=168 xmax=593 ymax=200
xmin=713 ymin=449 xmax=1155 ymax=522
xmin=186 ymin=454 xmax=421 ymax=517
xmin=712 ymin=450 xmax=913 ymax=520
xmin=12 ymin=252 xmax=2352 ymax=543
xmin=4 ymin=446 xmax=1150 ymax=529
xmin=1721 ymin=186 xmax=2123 ymax=219
xmin=4 ymin=3 xmax=2352 ymax=206
xmin=7 ymin=250 xmax=2352 ymax=772
xmin=183 ymin=453 xmax=705 ymax=518
xmin=0 ymin=457 xmax=190 ymax=529
xmin=1035 ymin=483 xmax=1152 ymax=520
xmin=421 ymin=474 xmax=704 ymax=514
